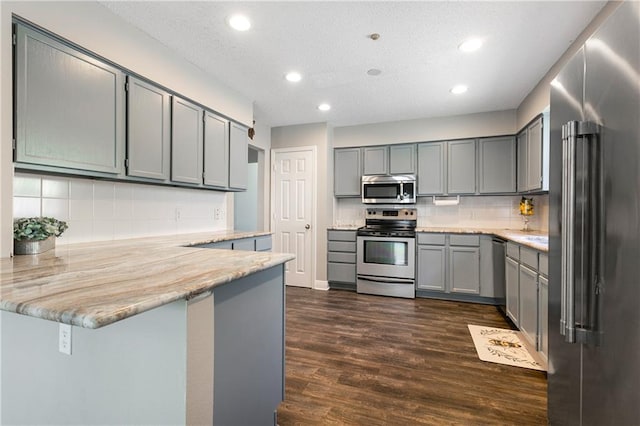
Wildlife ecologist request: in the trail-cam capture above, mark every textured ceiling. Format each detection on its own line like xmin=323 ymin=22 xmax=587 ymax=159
xmin=99 ymin=1 xmax=606 ymax=128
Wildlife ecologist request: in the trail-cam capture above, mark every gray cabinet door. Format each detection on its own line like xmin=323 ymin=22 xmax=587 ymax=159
xmin=526 ymin=116 xmax=543 ymax=191
xmin=447 ymin=139 xmax=476 ymax=194
xmin=505 ymin=256 xmax=520 ymax=326
xmin=15 ymin=24 xmax=124 ymax=174
xmin=171 ymin=96 xmax=203 ymax=185
xmin=363 ymin=146 xmax=388 ymax=175
xmin=334 ymin=148 xmax=362 ymax=196
xmin=517 ymin=131 xmax=528 ymax=192
xmin=232 ymin=239 xmax=255 ymax=251
xmin=126 ymin=76 xmax=170 ymax=180
xmin=478 ymin=136 xmax=516 ymax=194
xmin=417 ymin=245 xmax=446 ymax=291
xmin=203 ymin=111 xmax=229 ymax=188
xmin=449 ymin=246 xmax=480 ymax=294
xmin=538 ymin=275 xmax=548 ymax=360
xmin=389 ymin=144 xmax=416 ymax=175
xmin=519 ymin=264 xmax=538 ymax=347
xmin=229 ymin=123 xmax=248 ymax=190
xmin=417 ymin=142 xmax=446 ymax=195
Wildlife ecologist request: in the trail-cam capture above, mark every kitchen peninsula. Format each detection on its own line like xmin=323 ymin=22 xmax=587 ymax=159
xmin=0 ymin=231 xmax=294 ymax=425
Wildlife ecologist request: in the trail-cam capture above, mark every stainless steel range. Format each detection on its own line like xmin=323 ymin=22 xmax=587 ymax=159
xmin=356 ymin=208 xmax=416 ymax=299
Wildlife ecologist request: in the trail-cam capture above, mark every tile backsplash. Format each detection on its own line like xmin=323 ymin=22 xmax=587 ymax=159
xmin=335 ymin=194 xmax=549 ymax=232
xmin=13 ymin=173 xmax=228 ymax=244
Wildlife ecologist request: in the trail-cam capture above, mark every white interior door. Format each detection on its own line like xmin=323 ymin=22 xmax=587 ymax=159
xmin=272 ymin=148 xmax=315 ymax=288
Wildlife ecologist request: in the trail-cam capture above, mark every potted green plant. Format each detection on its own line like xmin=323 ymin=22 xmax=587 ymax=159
xmin=13 ymin=217 xmax=68 ymax=255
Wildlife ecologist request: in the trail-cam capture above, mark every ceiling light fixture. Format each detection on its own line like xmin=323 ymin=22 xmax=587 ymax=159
xmin=318 ymin=103 xmax=331 ymax=111
xmin=458 ymin=38 xmax=483 ymax=52
xmin=367 ymin=68 xmax=382 ymax=76
xmin=285 ymin=72 xmax=302 ymax=82
xmin=450 ymin=85 xmax=468 ymax=95
xmin=227 ymin=14 xmax=251 ymax=31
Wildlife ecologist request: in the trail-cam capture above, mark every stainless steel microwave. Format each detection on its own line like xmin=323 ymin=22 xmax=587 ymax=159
xmin=361 ymin=175 xmax=416 ymax=204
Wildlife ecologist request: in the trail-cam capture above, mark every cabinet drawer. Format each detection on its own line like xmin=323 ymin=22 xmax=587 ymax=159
xmin=255 ymin=236 xmax=272 ymax=252
xmin=232 ymin=239 xmax=255 ymax=251
xmin=328 ymin=262 xmax=356 ymax=284
xmin=328 ymin=252 xmax=356 ymax=264
xmin=506 ymin=242 xmax=520 ymax=260
xmin=328 ymin=241 xmax=356 ymax=253
xmin=539 ymin=253 xmax=548 ymax=277
xmin=417 ymin=233 xmax=446 ymax=245
xmin=328 ymin=230 xmax=357 ymax=242
xmin=449 ymin=235 xmax=480 ymax=247
xmin=520 ymin=247 xmax=538 ymax=270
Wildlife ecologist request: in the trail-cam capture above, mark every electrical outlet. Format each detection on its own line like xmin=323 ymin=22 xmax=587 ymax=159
xmin=214 ymin=208 xmax=221 ymax=220
xmin=59 ymin=324 xmax=72 ymax=355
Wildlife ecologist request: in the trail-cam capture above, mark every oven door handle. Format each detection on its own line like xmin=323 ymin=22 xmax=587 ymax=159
xmin=357 ymin=276 xmax=414 ymax=285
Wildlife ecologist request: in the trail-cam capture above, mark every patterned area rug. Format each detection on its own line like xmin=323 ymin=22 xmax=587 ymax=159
xmin=468 ymin=324 xmax=545 ymax=371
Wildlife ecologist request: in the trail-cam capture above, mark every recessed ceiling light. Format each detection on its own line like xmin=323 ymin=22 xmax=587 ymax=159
xmin=458 ymin=38 xmax=483 ymax=52
xmin=450 ymin=85 xmax=468 ymax=95
xmin=227 ymin=14 xmax=251 ymax=31
xmin=318 ymin=103 xmax=331 ymax=111
xmin=285 ymin=72 xmax=302 ymax=82
xmin=367 ymin=68 xmax=382 ymax=76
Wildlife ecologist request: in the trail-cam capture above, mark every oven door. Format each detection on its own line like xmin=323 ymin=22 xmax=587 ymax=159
xmin=356 ymin=236 xmax=415 ymax=279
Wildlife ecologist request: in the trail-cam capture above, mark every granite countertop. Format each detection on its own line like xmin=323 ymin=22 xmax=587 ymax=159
xmin=0 ymin=230 xmax=294 ymax=329
xmin=328 ymin=225 xmax=548 ymax=252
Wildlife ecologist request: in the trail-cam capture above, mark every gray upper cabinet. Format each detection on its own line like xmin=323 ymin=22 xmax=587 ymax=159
xmin=14 ymin=24 xmax=124 ymax=175
xmin=203 ymin=111 xmax=229 ymax=189
xmin=171 ymin=96 xmax=203 ymax=185
xmin=478 ymin=136 xmax=516 ymax=194
xmin=229 ymin=123 xmax=248 ymax=191
xmin=334 ymin=148 xmax=362 ymax=197
xmin=363 ymin=146 xmax=388 ymax=175
xmin=517 ymin=131 xmax=528 ymax=192
xmin=518 ymin=114 xmax=547 ymax=193
xmin=389 ymin=144 xmax=416 ymax=175
xmin=417 ymin=142 xmax=446 ymax=195
xmin=447 ymin=139 xmax=476 ymax=194
xmin=526 ymin=116 xmax=543 ymax=191
xmin=126 ymin=76 xmax=171 ymax=181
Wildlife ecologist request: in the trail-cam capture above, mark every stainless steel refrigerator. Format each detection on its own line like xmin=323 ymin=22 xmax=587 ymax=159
xmin=548 ymin=1 xmax=640 ymax=424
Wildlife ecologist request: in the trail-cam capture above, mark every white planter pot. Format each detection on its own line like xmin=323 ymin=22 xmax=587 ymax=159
xmin=14 ymin=236 xmax=55 ymax=255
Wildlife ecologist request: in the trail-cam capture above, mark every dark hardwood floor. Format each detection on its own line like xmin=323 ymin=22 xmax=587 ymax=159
xmin=277 ymin=287 xmax=547 ymax=425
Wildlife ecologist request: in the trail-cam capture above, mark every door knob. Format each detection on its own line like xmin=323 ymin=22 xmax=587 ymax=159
xmin=305 ymin=224 xmax=311 ymax=230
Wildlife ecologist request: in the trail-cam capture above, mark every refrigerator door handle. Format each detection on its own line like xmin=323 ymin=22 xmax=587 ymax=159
xmin=561 ymin=121 xmax=577 ymax=343
xmin=561 ymin=120 xmax=601 ymax=344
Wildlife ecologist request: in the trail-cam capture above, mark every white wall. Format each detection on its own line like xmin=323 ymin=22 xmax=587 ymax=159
xmin=13 ymin=173 xmax=228 ymax=244
xmin=247 ymin=115 xmax=273 ymax=232
xmin=0 ymin=1 xmax=253 ymax=255
xmin=336 ymin=195 xmax=549 ymax=233
xmin=334 ymin=110 xmax=517 ymax=147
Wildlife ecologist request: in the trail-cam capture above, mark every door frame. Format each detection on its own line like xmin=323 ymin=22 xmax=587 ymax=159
xmin=270 ymin=146 xmax=317 ymax=289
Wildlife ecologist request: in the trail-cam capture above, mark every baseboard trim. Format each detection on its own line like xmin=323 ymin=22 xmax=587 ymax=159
xmin=314 ymin=280 xmax=329 ymax=291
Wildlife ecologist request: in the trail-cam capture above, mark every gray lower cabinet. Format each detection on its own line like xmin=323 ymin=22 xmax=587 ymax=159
xmin=229 ymin=123 xmax=248 ymax=191
xmin=417 ymin=233 xmax=491 ymax=301
xmin=449 ymin=246 xmax=480 ymax=294
xmin=14 ymin=24 xmax=124 ymax=175
xmin=519 ymin=264 xmax=538 ymax=347
xmin=538 ymin=274 xmax=549 ymax=362
xmin=417 ymin=142 xmax=446 ymax=195
xmin=447 ymin=139 xmax=476 ymax=194
xmin=416 ymin=245 xmax=446 ymax=291
xmin=126 ymin=76 xmax=171 ymax=181
xmin=194 ymin=235 xmax=272 ymax=252
xmin=389 ymin=144 xmax=416 ymax=175
xmin=171 ymin=96 xmax=203 ymax=185
xmin=327 ymin=230 xmax=357 ymax=290
xmin=334 ymin=148 xmax=362 ymax=197
xmin=478 ymin=136 xmax=516 ymax=194
xmin=505 ymin=254 xmax=520 ymax=326
xmin=203 ymin=111 xmax=229 ymax=189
